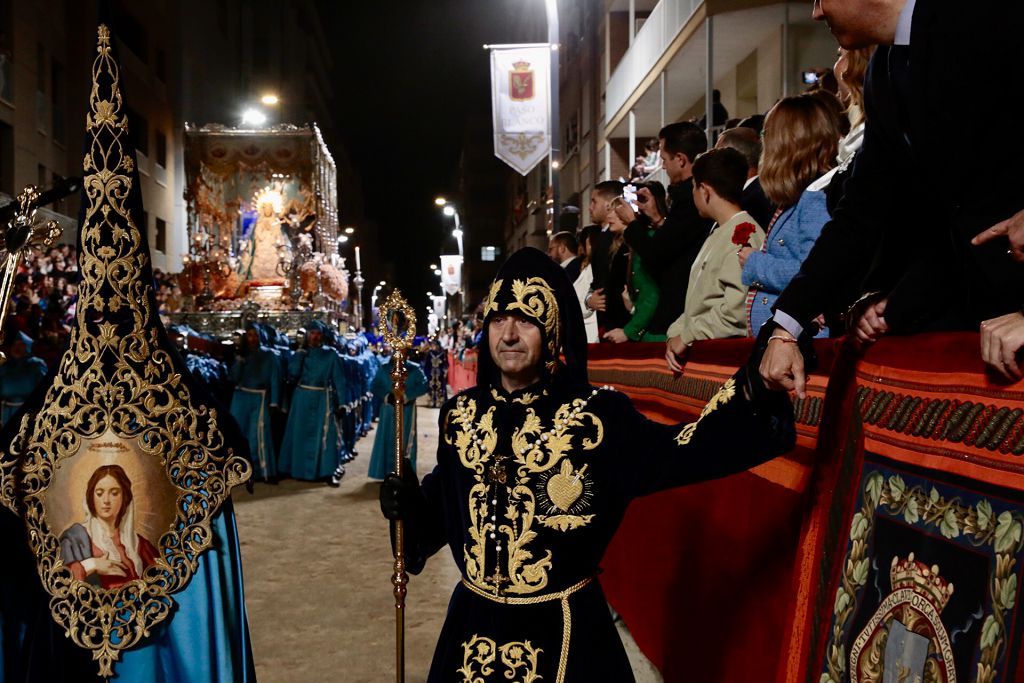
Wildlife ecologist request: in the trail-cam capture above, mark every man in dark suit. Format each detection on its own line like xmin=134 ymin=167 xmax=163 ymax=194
xmin=759 ymin=0 xmax=1024 ymax=395
xmin=611 ymin=122 xmax=714 ymax=337
xmin=546 ymin=231 xmax=581 ymax=284
xmin=715 ymin=127 xmax=774 ymax=230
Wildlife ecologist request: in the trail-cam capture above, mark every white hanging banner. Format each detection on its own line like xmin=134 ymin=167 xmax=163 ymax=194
xmin=432 ymin=295 xmax=447 ymax=318
xmin=490 ymin=45 xmax=551 ymax=176
xmin=440 ymin=255 xmax=462 ymax=296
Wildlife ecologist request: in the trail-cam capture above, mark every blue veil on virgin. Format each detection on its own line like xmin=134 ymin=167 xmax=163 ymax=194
xmin=0 ymin=19 xmax=255 ymax=683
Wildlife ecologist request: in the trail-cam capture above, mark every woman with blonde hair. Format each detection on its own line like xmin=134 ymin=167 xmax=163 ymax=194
xmin=738 ymin=93 xmax=843 ymax=337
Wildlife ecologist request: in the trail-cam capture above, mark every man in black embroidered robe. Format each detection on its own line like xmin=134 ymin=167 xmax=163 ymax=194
xmin=380 ymin=247 xmax=803 ymax=682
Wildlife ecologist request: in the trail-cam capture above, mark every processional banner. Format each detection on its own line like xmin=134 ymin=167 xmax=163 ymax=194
xmin=489 ymin=45 xmax=551 ymax=175
xmin=440 ymin=255 xmax=462 ymax=296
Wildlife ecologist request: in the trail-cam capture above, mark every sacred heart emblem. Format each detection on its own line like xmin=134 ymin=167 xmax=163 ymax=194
xmin=546 ymin=460 xmax=586 ymax=512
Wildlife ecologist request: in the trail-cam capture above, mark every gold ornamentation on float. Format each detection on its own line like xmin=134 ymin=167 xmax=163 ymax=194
xmin=0 ymin=25 xmax=250 ymax=677
xmin=459 ymin=635 xmax=542 ymax=683
xmin=675 ymin=378 xmax=737 ymax=445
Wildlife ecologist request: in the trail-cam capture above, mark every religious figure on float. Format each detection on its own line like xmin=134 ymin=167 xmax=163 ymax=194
xmin=239 ymin=189 xmax=291 ymax=283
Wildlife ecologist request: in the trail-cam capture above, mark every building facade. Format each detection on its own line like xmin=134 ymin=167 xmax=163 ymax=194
xmin=0 ymin=0 xmax=354 ymax=273
xmin=504 ymin=0 xmax=837 ymax=253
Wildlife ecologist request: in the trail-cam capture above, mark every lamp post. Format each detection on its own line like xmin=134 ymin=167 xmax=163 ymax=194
xmin=435 ymin=197 xmax=465 ymax=320
xmin=545 ymin=0 xmax=560 ymax=226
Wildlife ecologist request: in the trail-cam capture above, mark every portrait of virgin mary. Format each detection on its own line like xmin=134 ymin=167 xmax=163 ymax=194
xmin=58 ymin=464 xmax=159 ymax=589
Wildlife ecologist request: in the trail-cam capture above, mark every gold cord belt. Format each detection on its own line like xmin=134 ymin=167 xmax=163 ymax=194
xmin=237 ymin=387 xmax=266 ymax=394
xmin=460 ymin=576 xmax=595 ymax=683
xmin=297 ymin=384 xmax=326 ymax=391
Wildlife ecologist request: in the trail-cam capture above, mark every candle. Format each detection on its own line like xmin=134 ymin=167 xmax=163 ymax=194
xmin=355 ymin=246 xmax=361 ymax=271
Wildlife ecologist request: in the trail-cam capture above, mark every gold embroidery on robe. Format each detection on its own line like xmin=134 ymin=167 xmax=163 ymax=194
xmin=675 ymin=378 xmax=737 ymax=445
xmin=448 ymin=393 xmax=604 ymax=595
xmin=459 ymin=635 xmax=542 ymax=683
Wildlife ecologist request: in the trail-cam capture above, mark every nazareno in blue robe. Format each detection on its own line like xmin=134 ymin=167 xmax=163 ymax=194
xmin=230 ymin=345 xmax=282 ymax=480
xmin=278 ymin=345 xmax=346 ymax=480
xmin=0 ymin=355 xmax=48 ymax=427
xmin=367 ymin=359 xmax=428 ymax=480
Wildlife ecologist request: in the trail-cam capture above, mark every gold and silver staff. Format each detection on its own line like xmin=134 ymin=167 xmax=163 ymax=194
xmin=379 ymin=288 xmax=416 ymax=683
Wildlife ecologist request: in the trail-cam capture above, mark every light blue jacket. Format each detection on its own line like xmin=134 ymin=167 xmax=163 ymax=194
xmin=743 ymin=188 xmax=831 ymax=337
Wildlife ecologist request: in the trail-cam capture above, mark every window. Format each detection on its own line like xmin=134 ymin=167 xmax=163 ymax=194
xmin=0 ymin=121 xmax=13 ymax=194
xmin=155 ymin=130 xmax=167 ymax=168
xmin=0 ymin=0 xmax=13 ymax=104
xmin=480 ymin=246 xmax=501 ymax=262
xmin=126 ymin=107 xmax=149 ymax=156
xmin=36 ymin=43 xmax=45 ymax=91
xmin=140 ymin=210 xmax=149 ymax=237
xmin=51 ymin=60 xmax=64 ymax=145
xmin=154 ymin=217 xmax=167 ymax=253
xmin=155 ymin=48 xmax=166 ymax=82
xmin=112 ymin=1 xmax=148 ymax=64
xmin=35 ymin=43 xmax=47 ymax=134
xmin=37 ymin=164 xmax=47 ymax=187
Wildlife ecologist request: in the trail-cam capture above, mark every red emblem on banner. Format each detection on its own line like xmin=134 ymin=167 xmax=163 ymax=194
xmin=509 ymin=60 xmax=534 ymax=101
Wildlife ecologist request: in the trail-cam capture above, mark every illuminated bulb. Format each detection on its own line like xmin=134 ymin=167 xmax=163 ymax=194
xmin=261 ymin=94 xmax=279 ymax=105
xmin=442 ymin=206 xmax=456 ymax=217
xmin=241 ymin=108 xmax=267 ymax=126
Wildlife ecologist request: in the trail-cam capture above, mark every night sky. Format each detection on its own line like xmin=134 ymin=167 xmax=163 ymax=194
xmin=319 ymin=0 xmax=545 ymax=314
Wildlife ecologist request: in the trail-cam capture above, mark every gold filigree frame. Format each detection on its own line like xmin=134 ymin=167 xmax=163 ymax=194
xmin=379 ymin=289 xmax=417 ymax=352
xmin=0 ymin=26 xmax=250 ymax=677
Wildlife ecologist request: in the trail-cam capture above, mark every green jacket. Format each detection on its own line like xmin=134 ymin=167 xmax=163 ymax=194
xmin=623 ymin=228 xmax=663 ymax=341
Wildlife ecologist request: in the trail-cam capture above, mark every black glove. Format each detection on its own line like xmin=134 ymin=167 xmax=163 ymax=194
xmin=379 ymin=458 xmax=423 ymax=521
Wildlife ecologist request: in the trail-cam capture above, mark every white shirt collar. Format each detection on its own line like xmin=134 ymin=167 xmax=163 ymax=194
xmin=743 ymin=175 xmax=757 ymax=190
xmin=894 ymin=0 xmax=916 ymax=45
xmin=560 ymin=255 xmax=575 ymax=267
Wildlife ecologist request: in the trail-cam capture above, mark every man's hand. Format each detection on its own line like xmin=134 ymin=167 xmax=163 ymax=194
xmin=758 ymin=328 xmax=807 ymax=399
xmin=612 ymin=197 xmax=637 ymax=225
xmin=737 ymin=246 xmax=754 ymax=269
xmin=603 ymin=328 xmax=628 ymax=344
xmin=853 ymin=298 xmax=889 ymax=346
xmin=980 ymin=312 xmax=1024 ymax=380
xmin=665 ymin=336 xmax=687 ymax=373
xmin=972 ymin=208 xmax=1024 ymax=262
xmin=586 ymin=288 xmax=607 ymax=312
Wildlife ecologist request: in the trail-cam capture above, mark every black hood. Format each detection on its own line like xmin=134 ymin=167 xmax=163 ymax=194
xmin=476 ymin=247 xmax=588 ymax=389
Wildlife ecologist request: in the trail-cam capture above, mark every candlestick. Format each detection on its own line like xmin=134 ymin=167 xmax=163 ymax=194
xmin=355 ymin=245 xmax=362 ymax=271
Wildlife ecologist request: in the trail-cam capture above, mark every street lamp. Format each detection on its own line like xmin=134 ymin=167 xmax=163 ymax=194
xmin=260 ymin=93 xmax=280 ymax=106
xmin=434 ymin=197 xmax=448 ymax=207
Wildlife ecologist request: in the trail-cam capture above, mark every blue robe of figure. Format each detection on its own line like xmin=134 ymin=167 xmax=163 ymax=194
xmin=278 ymin=345 xmax=346 ymax=480
xmin=0 ymin=502 xmax=255 ymax=683
xmin=230 ymin=344 xmax=282 ymax=481
xmin=367 ymin=359 xmax=428 ymax=480
xmin=0 ymin=354 xmax=47 ymax=428
xmin=370 ymin=352 xmax=392 ymax=420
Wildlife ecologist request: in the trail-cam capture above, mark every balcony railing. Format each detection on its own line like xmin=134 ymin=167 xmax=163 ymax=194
xmin=605 ymin=0 xmax=703 ymax=127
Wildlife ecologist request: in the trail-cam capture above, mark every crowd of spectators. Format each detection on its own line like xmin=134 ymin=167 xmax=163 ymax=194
xmin=2 ymin=244 xmax=183 ymax=367
xmin=561 ymin=53 xmax=860 ymax=357
xmin=547 ymin=25 xmax=1024 ymax=381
